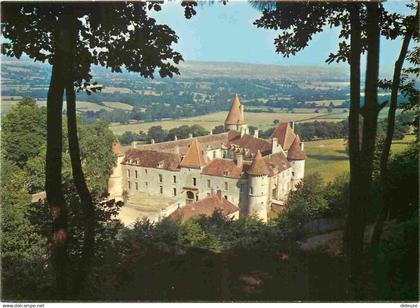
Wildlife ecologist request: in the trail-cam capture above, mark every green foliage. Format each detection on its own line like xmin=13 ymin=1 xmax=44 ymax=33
xmin=78 ymin=120 xmax=117 ymax=196
xmin=212 ymin=125 xmax=226 ymax=134
xmin=1 ymin=98 xmax=47 ymax=167
xmin=282 ymin=174 xmax=329 ymax=224
xmin=179 ymin=220 xmax=222 ymax=252
xmin=374 ymin=212 xmax=419 ymax=301
xmin=1 ymin=159 xmax=53 ymax=299
xmin=117 ymin=131 xmax=146 ymax=145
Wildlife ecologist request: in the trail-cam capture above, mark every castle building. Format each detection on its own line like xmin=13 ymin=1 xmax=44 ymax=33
xmin=109 ymin=95 xmax=306 ymax=222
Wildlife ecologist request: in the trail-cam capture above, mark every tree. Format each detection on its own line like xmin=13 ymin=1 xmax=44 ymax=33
xmin=2 ymin=2 xmax=184 ymax=297
xmin=147 ymin=125 xmax=168 ymax=143
xmin=213 ymin=125 xmax=226 ymax=134
xmin=371 ymin=4 xmax=419 ymax=251
xmin=1 ymin=98 xmax=47 ymax=167
xmin=253 ymin=1 xmax=400 ymax=297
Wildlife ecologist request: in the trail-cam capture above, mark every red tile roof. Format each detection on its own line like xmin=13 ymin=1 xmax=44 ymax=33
xmin=122 ymin=149 xmax=181 ymax=170
xmin=247 ymin=150 xmax=270 ymax=176
xmin=225 ymin=94 xmax=245 ymax=125
xmin=179 ymin=138 xmax=207 ymax=169
xmin=202 ymin=158 xmax=251 ymax=178
xmin=287 ymin=135 xmax=306 ymax=160
xmin=263 ymin=152 xmax=291 ymax=176
xmin=169 ymin=193 xmax=239 ymax=221
xmin=136 ymin=133 xmax=229 ymax=155
xmin=271 ymin=122 xmax=296 ymax=151
xmin=228 ymin=131 xmax=272 ymax=156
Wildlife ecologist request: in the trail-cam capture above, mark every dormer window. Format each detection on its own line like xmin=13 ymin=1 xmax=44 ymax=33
xmin=157 ymin=160 xmax=164 ymax=168
xmin=223 ymin=170 xmax=229 ymax=176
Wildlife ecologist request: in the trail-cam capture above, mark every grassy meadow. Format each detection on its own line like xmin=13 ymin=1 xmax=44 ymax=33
xmin=109 ymin=108 xmax=354 ymax=135
xmin=304 ymin=135 xmax=415 ymax=183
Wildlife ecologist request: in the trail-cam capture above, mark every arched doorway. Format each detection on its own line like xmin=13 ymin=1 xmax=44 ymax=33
xmin=186 ymin=191 xmax=194 ymax=202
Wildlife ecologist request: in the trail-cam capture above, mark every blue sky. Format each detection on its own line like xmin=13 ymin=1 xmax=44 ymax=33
xmin=152 ymin=1 xmax=413 ymax=67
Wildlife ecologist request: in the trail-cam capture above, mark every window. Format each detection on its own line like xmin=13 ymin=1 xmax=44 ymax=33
xmin=224 ymin=182 xmax=228 ymax=191
xmin=224 ymin=195 xmax=228 ymax=200
xmin=249 ymin=187 xmax=253 ymax=194
xmin=145 ymin=182 xmax=148 ymax=188
xmin=135 ymin=170 xmax=138 ymax=178
xmin=127 ymin=170 xmax=130 ymax=178
xmin=213 ymin=151 xmax=216 ymax=159
xmin=173 ymin=175 xmax=176 ymax=183
xmin=292 ymin=172 xmax=295 ymax=176
xmin=145 ymin=169 xmax=148 ymax=174
xmin=193 ymin=177 xmax=197 ymax=186
xmin=195 ymin=195 xmax=198 ymax=201
xmin=223 ymin=171 xmax=229 ymax=176
xmin=173 ymin=188 xmax=177 ymax=196
xmin=160 ymin=186 xmax=163 ymax=194
xmin=128 ymin=181 xmax=131 ymax=189
xmin=135 ymin=182 xmax=138 ymax=190
xmin=159 ymin=174 xmax=163 ymax=183
xmin=207 ymin=179 xmax=211 ymax=188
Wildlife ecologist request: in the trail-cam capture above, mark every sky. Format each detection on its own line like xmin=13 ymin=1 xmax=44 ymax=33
xmin=151 ymin=0 xmax=413 ymax=67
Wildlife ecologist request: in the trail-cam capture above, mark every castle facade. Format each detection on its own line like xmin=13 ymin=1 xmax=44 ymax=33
xmin=109 ymin=95 xmax=306 ymax=222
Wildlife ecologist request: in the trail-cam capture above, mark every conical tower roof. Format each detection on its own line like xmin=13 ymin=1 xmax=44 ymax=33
xmin=179 ymin=138 xmax=207 ymax=169
xmin=287 ymin=135 xmax=306 ymax=161
xmin=224 ymin=94 xmax=245 ymax=125
xmin=271 ymin=122 xmax=296 ymax=151
xmin=247 ymin=150 xmax=270 ymax=176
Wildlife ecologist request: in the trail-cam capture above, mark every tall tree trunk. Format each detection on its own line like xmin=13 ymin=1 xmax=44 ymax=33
xmin=46 ymin=31 xmax=68 ymax=300
xmin=370 ymin=9 xmax=417 ymax=251
xmin=62 ymin=13 xmax=96 ymax=297
xmin=349 ymin=2 xmax=381 ymax=298
xmin=66 ymin=84 xmax=96 ymax=298
xmin=343 ymin=3 xmax=363 ymax=299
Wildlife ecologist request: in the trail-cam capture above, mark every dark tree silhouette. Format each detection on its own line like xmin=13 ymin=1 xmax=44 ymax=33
xmin=2 ymin=2 xmax=184 ymax=298
xmin=253 ymin=1 xmax=402 ymax=298
xmin=371 ymin=4 xmax=419 ymax=251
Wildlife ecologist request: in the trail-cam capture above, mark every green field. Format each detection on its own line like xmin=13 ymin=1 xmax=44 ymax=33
xmin=110 ymin=109 xmax=352 ymax=135
xmin=305 ymin=135 xmax=414 ymax=183
xmin=1 ymin=97 xmax=133 ymax=113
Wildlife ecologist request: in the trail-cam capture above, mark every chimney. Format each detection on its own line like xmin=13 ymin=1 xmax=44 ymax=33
xmin=235 ymin=153 xmax=243 ymax=167
xmin=189 ymin=133 xmax=193 ymax=139
xmin=216 ymin=190 xmax=222 ymax=200
xmin=290 ymin=121 xmax=295 ymax=131
xmin=209 ymin=130 xmax=213 ymax=135
xmin=240 ymin=126 xmax=245 ymax=137
xmin=272 ymin=137 xmax=280 ymax=154
xmin=131 ymin=141 xmax=137 ymax=149
xmin=301 ymin=142 xmax=304 ymax=151
xmin=151 ymin=139 xmax=155 ymax=144
xmin=254 ymin=129 xmax=259 ymax=138
xmin=174 ymin=135 xmax=178 ymax=141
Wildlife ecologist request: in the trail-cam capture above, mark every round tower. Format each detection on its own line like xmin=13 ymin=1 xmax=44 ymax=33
xmin=247 ymin=150 xmax=270 ymax=222
xmin=287 ymin=135 xmax=306 ymax=188
xmin=224 ymin=94 xmax=247 ymax=132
